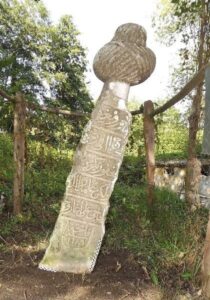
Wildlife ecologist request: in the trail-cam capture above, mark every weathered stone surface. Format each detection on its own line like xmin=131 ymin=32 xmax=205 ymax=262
xmin=93 ymin=23 xmax=156 ymax=86
xmin=154 ymin=167 xmax=186 ymax=195
xmin=199 ymin=176 xmax=210 ymax=197
xmin=39 ymin=23 xmax=156 ymax=273
xmin=154 ymin=166 xmax=210 ymax=208
xmin=199 ymin=175 xmax=210 ymax=208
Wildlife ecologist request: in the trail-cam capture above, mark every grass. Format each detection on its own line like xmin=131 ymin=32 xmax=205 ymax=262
xmin=0 ymin=132 xmax=209 ymax=293
xmin=105 ymin=184 xmax=208 ymax=286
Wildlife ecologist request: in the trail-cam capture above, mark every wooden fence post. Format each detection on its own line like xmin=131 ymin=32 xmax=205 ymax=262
xmin=143 ymin=100 xmax=155 ymax=206
xmin=13 ymin=92 xmax=26 ymax=215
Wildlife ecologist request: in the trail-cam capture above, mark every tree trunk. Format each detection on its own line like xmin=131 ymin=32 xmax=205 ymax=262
xmin=185 ymin=157 xmax=201 ymax=208
xmin=185 ymin=0 xmax=206 ymax=208
xmin=202 ymin=213 xmax=210 ymax=298
xmin=13 ymin=92 xmax=26 ymax=215
xmin=202 ymin=65 xmax=210 ymax=155
xmin=143 ymin=100 xmax=155 ymax=206
xmin=185 ymin=83 xmax=203 ymax=208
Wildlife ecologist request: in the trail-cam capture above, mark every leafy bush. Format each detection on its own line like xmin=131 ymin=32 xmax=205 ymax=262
xmin=0 ymin=133 xmax=14 ymax=181
xmin=126 ymin=104 xmax=192 ymax=160
xmin=0 ymin=133 xmax=14 ymax=202
xmin=0 ymin=134 xmax=73 ymax=212
xmin=118 ymin=155 xmax=145 ymax=185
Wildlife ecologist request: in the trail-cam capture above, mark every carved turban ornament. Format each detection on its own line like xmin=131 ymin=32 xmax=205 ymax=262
xmin=93 ymin=23 xmax=156 ymax=85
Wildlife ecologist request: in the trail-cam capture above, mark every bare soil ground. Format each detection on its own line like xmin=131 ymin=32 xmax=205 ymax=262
xmin=0 ymin=248 xmax=168 ymax=300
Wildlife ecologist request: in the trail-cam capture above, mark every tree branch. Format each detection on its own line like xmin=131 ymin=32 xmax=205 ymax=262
xmin=0 ymin=88 xmax=15 ymax=103
xmin=27 ymin=102 xmax=89 ymax=118
xmin=130 ymin=105 xmax=144 ymax=116
xmin=0 ymin=88 xmax=89 ymax=118
xmin=151 ymin=63 xmax=210 ymax=117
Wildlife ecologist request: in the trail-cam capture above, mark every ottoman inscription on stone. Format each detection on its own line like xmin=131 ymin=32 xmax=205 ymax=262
xmin=39 ymin=23 xmax=156 ymax=273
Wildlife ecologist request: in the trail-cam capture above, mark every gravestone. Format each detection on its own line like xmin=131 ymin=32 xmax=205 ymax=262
xmin=39 ymin=23 xmax=156 ymax=273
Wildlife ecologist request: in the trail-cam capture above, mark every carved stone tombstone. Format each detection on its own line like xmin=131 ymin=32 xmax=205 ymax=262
xmin=39 ymin=23 xmax=156 ymax=273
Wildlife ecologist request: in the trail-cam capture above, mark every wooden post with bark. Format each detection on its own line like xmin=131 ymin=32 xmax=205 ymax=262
xmin=13 ymin=92 xmax=26 ymax=215
xmin=185 ymin=80 xmax=202 ymax=208
xmin=143 ymin=100 xmax=155 ymax=206
xmin=185 ymin=0 xmax=207 ymax=209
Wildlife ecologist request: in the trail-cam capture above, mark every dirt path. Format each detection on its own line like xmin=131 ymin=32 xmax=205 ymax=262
xmin=0 ymin=249 xmax=165 ymax=300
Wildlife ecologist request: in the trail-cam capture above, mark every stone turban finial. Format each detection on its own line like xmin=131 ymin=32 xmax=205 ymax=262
xmin=93 ymin=23 xmax=156 ymax=86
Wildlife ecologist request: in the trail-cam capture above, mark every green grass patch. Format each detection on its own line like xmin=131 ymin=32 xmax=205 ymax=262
xmin=0 ymin=133 xmax=208 ymax=290
xmin=105 ymin=184 xmax=208 ymax=284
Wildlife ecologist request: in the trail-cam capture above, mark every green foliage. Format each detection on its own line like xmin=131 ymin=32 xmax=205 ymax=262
xmin=24 ymin=143 xmax=72 ymax=220
xmin=0 ymin=133 xmax=14 ymax=200
xmin=0 ymin=0 xmax=49 ymax=96
xmin=153 ymin=0 xmax=209 ymax=115
xmin=155 ymin=106 xmax=188 ymax=158
xmin=126 ymin=102 xmax=189 ymax=159
xmin=126 ymin=114 xmax=144 ymax=156
xmin=0 ymin=0 xmax=91 ymax=105
xmin=42 ymin=15 xmax=92 ymax=112
xmin=118 ymin=155 xmax=145 ymax=185
xmin=0 ymin=133 xmax=72 ymax=216
xmin=27 ymin=110 xmax=87 ymax=149
xmin=0 ymin=0 xmax=93 ymax=144
xmin=171 ymin=0 xmax=203 ymax=17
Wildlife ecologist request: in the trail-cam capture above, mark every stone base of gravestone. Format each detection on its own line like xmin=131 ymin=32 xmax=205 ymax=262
xmin=199 ymin=175 xmax=210 ymax=209
xmin=154 ymin=167 xmax=210 ymax=209
xmin=154 ymin=167 xmax=186 ymax=195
